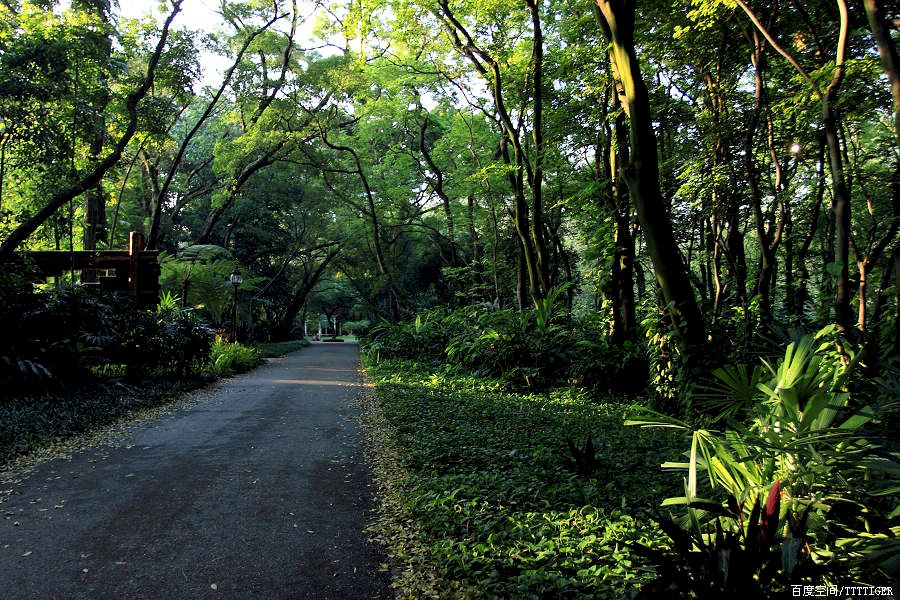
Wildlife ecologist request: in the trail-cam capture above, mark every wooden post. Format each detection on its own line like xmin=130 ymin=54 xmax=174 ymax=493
xmin=128 ymin=231 xmax=143 ymax=300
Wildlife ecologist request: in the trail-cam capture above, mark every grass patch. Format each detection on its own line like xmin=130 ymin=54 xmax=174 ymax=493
xmin=256 ymin=339 xmax=311 ymax=358
xmin=362 ymin=358 xmax=681 ymax=599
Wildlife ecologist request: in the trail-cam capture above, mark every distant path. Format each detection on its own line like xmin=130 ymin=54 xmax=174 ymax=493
xmin=0 ymin=343 xmax=390 ymax=599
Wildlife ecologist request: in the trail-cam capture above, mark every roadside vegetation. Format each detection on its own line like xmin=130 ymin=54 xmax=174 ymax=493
xmin=0 ymin=267 xmax=283 ymax=463
xmin=362 ymin=358 xmax=680 ymax=598
xmin=361 ymin=309 xmax=899 ymax=598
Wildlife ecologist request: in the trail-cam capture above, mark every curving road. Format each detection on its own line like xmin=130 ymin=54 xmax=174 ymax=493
xmin=0 ymin=343 xmax=390 ymax=599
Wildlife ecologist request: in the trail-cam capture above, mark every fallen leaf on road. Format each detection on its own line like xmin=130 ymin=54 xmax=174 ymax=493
xmin=22 ymin=551 xmax=32 ymax=557
xmin=210 ymin=583 xmax=218 ymax=591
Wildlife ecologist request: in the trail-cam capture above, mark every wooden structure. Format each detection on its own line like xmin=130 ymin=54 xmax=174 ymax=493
xmin=23 ymin=232 xmax=161 ymax=307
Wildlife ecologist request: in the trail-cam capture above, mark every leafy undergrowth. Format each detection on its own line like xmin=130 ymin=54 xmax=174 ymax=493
xmin=362 ymin=358 xmax=681 ymax=599
xmin=0 ymin=376 xmax=210 ymax=465
xmin=256 ymin=339 xmax=311 ymax=358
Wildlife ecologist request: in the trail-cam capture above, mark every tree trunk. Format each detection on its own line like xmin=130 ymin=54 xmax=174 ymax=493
xmin=824 ymin=102 xmax=852 ymax=332
xmin=516 ymin=239 xmax=527 ymax=310
xmin=746 ymin=32 xmax=778 ymax=324
xmin=525 ymin=0 xmax=551 ymax=292
xmin=194 ymin=142 xmax=285 ymax=244
xmin=467 ymin=194 xmax=479 ymax=267
xmin=735 ymin=0 xmax=851 ymax=333
xmin=605 ymin=102 xmax=637 ymax=343
xmin=863 ymin=0 xmax=900 ymax=139
xmin=147 ymin=13 xmax=283 ymax=248
xmin=82 ymin=0 xmax=113 ymax=257
xmin=435 ymin=0 xmax=548 ymax=305
xmin=594 ymin=0 xmax=706 ymax=354
xmin=895 ymin=246 xmax=900 ymax=355
xmin=419 ymin=117 xmax=458 ymax=265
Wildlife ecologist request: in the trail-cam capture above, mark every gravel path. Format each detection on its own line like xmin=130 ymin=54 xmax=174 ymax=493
xmin=0 ymin=343 xmax=390 ymax=599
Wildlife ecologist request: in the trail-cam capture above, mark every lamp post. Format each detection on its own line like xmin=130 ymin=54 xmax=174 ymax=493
xmin=229 ymin=268 xmax=242 ymax=342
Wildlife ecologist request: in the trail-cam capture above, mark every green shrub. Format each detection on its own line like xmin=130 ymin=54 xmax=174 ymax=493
xmin=1 ymin=280 xmax=117 ymax=390
xmin=363 ymin=309 xmax=451 ymax=364
xmin=569 ymin=336 xmax=649 ymax=394
xmin=206 ymin=337 xmax=262 ymax=376
xmin=444 ymin=307 xmax=582 ymax=389
xmin=363 ymin=301 xmax=651 ymax=392
xmin=106 ymin=298 xmax=214 ymax=380
xmin=0 ymin=269 xmax=215 ymax=395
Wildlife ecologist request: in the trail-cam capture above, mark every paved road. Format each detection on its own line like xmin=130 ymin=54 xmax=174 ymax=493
xmin=0 ymin=343 xmax=390 ymax=599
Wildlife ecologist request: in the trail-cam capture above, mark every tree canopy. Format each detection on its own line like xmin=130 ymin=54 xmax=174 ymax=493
xmin=0 ymin=0 xmax=895 ymax=355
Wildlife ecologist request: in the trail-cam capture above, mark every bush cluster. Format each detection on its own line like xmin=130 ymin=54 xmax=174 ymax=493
xmin=362 ymin=306 xmax=647 ymax=392
xmin=206 ymin=337 xmax=262 ymax=376
xmin=0 ymin=266 xmax=214 ymax=396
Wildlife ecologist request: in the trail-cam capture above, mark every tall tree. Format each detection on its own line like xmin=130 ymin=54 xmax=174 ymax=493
xmin=0 ymin=0 xmax=184 ymax=260
xmin=593 ymin=0 xmax=707 ymax=353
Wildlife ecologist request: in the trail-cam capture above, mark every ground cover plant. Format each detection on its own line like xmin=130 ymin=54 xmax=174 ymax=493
xmin=362 ymin=357 xmax=682 ymax=598
xmin=0 ymin=376 xmax=210 ymax=464
xmin=363 ymin=317 xmax=899 ymax=597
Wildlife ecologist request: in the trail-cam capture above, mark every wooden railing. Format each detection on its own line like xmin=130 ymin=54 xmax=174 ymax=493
xmin=21 ymin=232 xmax=161 ymax=307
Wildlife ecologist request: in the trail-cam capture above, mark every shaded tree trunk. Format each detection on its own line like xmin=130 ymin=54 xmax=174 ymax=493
xmin=594 ymin=0 xmax=706 ymax=354
xmin=735 ymin=0 xmax=852 ymax=333
xmin=194 ymin=142 xmax=286 ymax=244
xmin=794 ymin=139 xmax=827 ymax=323
xmin=418 ymin=117 xmax=458 ymax=265
xmin=435 ymin=0 xmax=549 ymax=306
xmin=599 ymin=100 xmax=637 ymax=343
xmin=147 ymin=12 xmax=284 ymax=248
xmin=82 ymin=0 xmax=112 ymax=257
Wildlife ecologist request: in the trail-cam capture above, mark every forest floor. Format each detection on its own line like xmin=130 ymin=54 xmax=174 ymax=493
xmin=0 ymin=344 xmax=390 ymax=599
